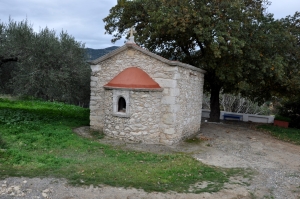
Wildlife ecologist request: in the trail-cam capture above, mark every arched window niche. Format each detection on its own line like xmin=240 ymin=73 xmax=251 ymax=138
xmin=118 ymin=96 xmax=126 ymax=112
xmin=112 ymin=90 xmax=130 ymax=117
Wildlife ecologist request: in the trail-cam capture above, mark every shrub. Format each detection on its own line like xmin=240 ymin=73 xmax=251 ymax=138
xmin=203 ymin=93 xmax=270 ymax=115
xmin=274 ymin=115 xmax=291 ymax=122
xmin=278 ymin=98 xmax=300 ymax=129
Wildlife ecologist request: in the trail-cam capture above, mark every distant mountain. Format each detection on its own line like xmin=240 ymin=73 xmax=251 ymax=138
xmin=85 ymin=46 xmax=119 ymax=61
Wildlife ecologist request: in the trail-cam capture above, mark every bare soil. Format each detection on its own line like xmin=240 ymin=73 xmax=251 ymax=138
xmin=1 ymin=121 xmax=300 ymax=199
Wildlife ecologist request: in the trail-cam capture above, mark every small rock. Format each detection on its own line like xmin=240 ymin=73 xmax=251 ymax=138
xmin=7 ymin=187 xmax=12 ymax=193
xmin=43 ymin=189 xmax=50 ymax=193
xmin=13 ymin=186 xmax=20 ymax=192
xmin=25 ymin=189 xmax=32 ymax=193
xmin=42 ymin=192 xmax=48 ymax=198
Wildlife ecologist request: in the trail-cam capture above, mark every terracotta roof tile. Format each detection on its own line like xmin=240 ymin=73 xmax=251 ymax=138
xmin=104 ymin=67 xmax=161 ymax=90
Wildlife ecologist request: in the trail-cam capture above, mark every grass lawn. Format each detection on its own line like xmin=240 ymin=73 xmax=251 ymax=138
xmin=0 ymin=98 xmax=247 ymax=193
xmin=257 ymin=125 xmax=300 ymax=145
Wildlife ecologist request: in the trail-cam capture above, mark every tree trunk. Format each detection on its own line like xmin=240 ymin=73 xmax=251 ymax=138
xmin=209 ymin=85 xmax=221 ymax=122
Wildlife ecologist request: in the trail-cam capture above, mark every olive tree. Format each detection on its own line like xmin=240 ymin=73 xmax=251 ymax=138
xmin=0 ymin=19 xmax=90 ymax=106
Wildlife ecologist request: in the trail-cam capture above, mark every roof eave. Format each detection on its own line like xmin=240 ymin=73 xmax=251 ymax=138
xmin=103 ymin=86 xmax=164 ymax=92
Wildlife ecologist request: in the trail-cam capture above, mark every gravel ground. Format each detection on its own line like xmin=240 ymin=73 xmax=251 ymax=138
xmin=1 ymin=121 xmax=300 ymax=199
xmin=195 ymin=121 xmax=300 ymax=199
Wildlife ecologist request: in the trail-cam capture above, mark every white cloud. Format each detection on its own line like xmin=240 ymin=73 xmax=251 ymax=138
xmin=268 ymin=0 xmax=300 ymax=19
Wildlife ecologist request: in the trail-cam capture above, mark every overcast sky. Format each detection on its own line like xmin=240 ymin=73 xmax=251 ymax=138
xmin=0 ymin=0 xmax=299 ymax=49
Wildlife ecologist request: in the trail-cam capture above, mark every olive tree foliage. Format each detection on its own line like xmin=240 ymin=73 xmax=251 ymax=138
xmin=0 ymin=19 xmax=90 ymax=106
xmin=103 ymin=0 xmax=300 ymax=122
xmin=202 ymin=93 xmax=270 ymax=115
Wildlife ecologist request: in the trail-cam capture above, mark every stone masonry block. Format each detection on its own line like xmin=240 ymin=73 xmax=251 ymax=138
xmin=90 ymin=96 xmax=102 ymax=100
xmin=154 ymin=78 xmax=177 ymax=88
xmin=154 ymin=73 xmax=169 ymax=79
xmin=90 ymin=115 xmax=100 ymax=121
xmin=91 ymin=76 xmax=98 ymax=81
xmin=90 ymin=120 xmax=103 ymax=128
xmin=162 ymin=88 xmax=169 ymax=95
xmin=170 ymin=88 xmax=180 ymax=97
xmin=90 ymin=81 xmax=97 ymax=87
xmin=89 ymin=107 xmax=101 ymax=113
xmin=168 ymin=104 xmax=180 ymax=113
xmin=173 ymin=73 xmax=181 ymax=80
xmin=162 ymin=96 xmax=176 ymax=105
xmin=162 ymin=113 xmax=175 ymax=125
xmin=164 ymin=128 xmax=175 ymax=135
xmin=90 ymin=65 xmax=101 ymax=72
xmin=163 ymin=66 xmax=178 ymax=72
xmin=89 ymin=100 xmax=97 ymax=105
xmin=90 ymin=87 xmax=98 ymax=91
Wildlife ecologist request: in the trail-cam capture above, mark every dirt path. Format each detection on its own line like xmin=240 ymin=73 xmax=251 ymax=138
xmin=196 ymin=122 xmax=300 ymax=198
xmin=1 ymin=121 xmax=300 ymax=199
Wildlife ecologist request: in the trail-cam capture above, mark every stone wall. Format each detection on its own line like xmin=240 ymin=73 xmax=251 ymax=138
xmin=175 ymin=67 xmax=204 ymax=140
xmin=103 ymin=89 xmax=162 ymax=143
xmin=90 ymin=48 xmax=176 ymax=131
xmin=156 ymin=66 xmax=204 ymax=144
xmin=90 ymin=45 xmax=205 ymax=145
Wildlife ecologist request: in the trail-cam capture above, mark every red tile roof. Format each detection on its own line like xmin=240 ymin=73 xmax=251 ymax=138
xmin=104 ymin=67 xmax=161 ymax=89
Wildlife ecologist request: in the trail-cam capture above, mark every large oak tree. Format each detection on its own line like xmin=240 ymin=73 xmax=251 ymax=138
xmin=104 ymin=0 xmax=300 ymax=122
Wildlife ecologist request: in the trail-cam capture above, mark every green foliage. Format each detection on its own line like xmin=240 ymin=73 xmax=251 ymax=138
xmin=203 ymin=93 xmax=271 ymax=115
xmin=103 ymin=0 xmax=300 ymax=121
xmin=0 ymin=98 xmax=247 ymax=193
xmin=277 ymin=97 xmax=300 ymax=129
xmin=274 ymin=115 xmax=291 ymax=123
xmin=184 ymin=137 xmax=203 ymax=144
xmin=0 ymin=19 xmax=91 ymax=106
xmin=258 ymin=125 xmax=300 ymax=145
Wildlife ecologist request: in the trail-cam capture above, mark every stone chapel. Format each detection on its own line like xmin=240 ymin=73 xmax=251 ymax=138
xmin=89 ymin=34 xmax=206 ymax=145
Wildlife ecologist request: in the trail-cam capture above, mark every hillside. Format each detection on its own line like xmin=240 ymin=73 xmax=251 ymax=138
xmin=85 ymin=46 xmax=119 ymax=61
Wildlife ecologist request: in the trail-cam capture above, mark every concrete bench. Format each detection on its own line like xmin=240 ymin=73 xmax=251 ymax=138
xmin=223 ymin=114 xmax=243 ymax=121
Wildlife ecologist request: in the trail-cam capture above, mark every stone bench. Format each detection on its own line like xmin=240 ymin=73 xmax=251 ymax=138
xmin=223 ymin=113 xmax=243 ymax=121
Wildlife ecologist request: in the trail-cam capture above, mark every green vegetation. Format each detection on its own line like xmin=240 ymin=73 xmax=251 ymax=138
xmin=0 ymin=98 xmax=246 ymax=193
xmin=274 ymin=115 xmax=291 ymax=122
xmin=277 ymin=97 xmax=300 ymax=129
xmin=258 ymin=125 xmax=300 ymax=145
xmin=0 ymin=19 xmax=90 ymax=106
xmin=104 ymin=0 xmax=300 ymax=122
xmin=184 ymin=137 xmax=203 ymax=144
